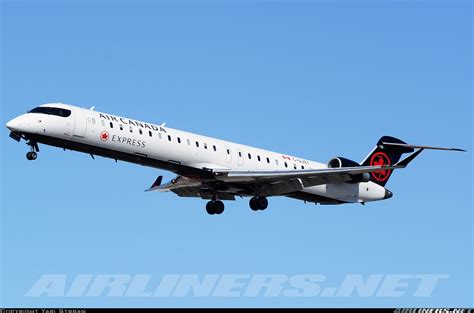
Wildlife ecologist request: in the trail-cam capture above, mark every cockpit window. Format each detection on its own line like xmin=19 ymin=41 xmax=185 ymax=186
xmin=28 ymin=107 xmax=71 ymax=117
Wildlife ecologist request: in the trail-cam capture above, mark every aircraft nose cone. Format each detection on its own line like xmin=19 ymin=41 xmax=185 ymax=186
xmin=384 ymin=189 xmax=393 ymax=199
xmin=6 ymin=117 xmax=19 ymax=131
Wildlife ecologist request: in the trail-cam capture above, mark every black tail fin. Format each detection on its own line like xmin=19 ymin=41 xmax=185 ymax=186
xmin=361 ymin=136 xmax=414 ymax=186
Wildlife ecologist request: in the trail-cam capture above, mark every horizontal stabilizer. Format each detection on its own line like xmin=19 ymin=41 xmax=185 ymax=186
xmin=382 ymin=142 xmax=466 ymax=152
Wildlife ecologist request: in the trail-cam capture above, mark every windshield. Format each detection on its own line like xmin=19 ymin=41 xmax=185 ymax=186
xmin=28 ymin=107 xmax=71 ymax=118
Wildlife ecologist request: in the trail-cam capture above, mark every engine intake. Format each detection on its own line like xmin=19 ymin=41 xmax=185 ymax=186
xmin=327 ymin=157 xmax=370 ymax=183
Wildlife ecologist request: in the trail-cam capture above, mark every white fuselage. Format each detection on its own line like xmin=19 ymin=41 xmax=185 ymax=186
xmin=6 ymin=103 xmax=387 ymax=204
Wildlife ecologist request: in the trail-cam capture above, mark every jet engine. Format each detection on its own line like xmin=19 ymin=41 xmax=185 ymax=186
xmin=327 ymin=157 xmax=370 ymax=183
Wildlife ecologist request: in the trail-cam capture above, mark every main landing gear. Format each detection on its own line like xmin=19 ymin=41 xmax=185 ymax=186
xmin=26 ymin=140 xmax=40 ymax=161
xmin=206 ymin=200 xmax=225 ymax=215
xmin=205 ymin=196 xmax=268 ymax=215
xmin=249 ymin=196 xmax=268 ymax=211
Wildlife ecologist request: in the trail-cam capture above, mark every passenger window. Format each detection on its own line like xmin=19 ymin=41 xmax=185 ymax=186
xmin=302 ymin=166 xmax=305 ymax=169
xmin=239 ymin=152 xmax=242 ymax=157
xmin=177 ymin=137 xmax=181 ymax=144
xmin=257 ymin=155 xmax=261 ymax=162
xmin=119 ymin=124 xmax=123 ymax=131
xmin=139 ymin=129 xmax=143 ymax=135
xmin=266 ymin=157 xmax=270 ymax=164
xmin=248 ymin=153 xmax=252 ymax=160
xmin=149 ymin=131 xmax=153 ymax=137
xmin=109 ymin=122 xmax=114 ymax=128
xmin=204 ymin=143 xmax=208 ymax=150
xmin=285 ymin=162 xmax=288 ymax=168
xmin=196 ymin=141 xmax=199 ymax=148
xmin=227 ymin=149 xmax=231 ymax=155
xmin=168 ymin=135 xmax=172 ymax=141
xmin=213 ymin=145 xmax=217 ymax=152
xmin=275 ymin=159 xmax=279 ymax=166
xmin=293 ymin=164 xmax=297 ymax=169
xmin=129 ymin=126 xmax=133 ymax=133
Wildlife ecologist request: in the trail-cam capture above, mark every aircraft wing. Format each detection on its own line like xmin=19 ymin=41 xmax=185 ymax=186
xmin=146 ymin=164 xmax=402 ymax=199
xmin=222 ymin=164 xmax=400 ymax=181
xmin=145 ymin=146 xmax=462 ymax=199
xmin=215 ymin=164 xmax=403 ymax=196
xmin=145 ymin=175 xmax=236 ymax=200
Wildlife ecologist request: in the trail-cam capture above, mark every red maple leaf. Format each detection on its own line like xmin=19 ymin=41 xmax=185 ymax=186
xmin=372 ymin=156 xmax=387 ymax=175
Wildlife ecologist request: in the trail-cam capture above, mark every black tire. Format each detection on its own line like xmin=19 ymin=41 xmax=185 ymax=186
xmin=26 ymin=152 xmax=37 ymax=161
xmin=257 ymin=197 xmax=268 ymax=210
xmin=206 ymin=201 xmax=215 ymax=215
xmin=249 ymin=197 xmax=259 ymax=211
xmin=215 ymin=201 xmax=225 ymax=214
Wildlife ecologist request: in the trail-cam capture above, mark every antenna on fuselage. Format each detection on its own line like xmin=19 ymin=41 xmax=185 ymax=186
xmin=160 ymin=122 xmax=166 ymax=127
xmin=89 ymin=106 xmax=95 ymax=111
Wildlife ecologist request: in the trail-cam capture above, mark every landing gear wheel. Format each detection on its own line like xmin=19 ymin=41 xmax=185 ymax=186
xmin=250 ymin=196 xmax=268 ymax=211
xmin=206 ymin=201 xmax=216 ymax=215
xmin=256 ymin=196 xmax=268 ymax=210
xmin=26 ymin=151 xmax=37 ymax=161
xmin=249 ymin=197 xmax=259 ymax=211
xmin=206 ymin=200 xmax=225 ymax=215
xmin=215 ymin=201 xmax=225 ymax=215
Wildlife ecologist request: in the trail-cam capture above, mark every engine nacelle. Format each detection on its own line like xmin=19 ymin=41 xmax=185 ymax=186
xmin=328 ymin=157 xmax=359 ymax=168
xmin=327 ymin=157 xmax=370 ymax=183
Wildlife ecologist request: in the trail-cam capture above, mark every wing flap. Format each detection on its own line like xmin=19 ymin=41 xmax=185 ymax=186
xmin=260 ymin=178 xmax=305 ymax=196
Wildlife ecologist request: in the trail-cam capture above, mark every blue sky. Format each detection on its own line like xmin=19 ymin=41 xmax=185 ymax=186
xmin=1 ymin=0 xmax=472 ymax=308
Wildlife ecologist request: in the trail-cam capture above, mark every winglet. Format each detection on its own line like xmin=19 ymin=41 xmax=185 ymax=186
xmin=151 ymin=176 xmax=163 ymax=188
xmin=146 ymin=175 xmax=163 ymax=192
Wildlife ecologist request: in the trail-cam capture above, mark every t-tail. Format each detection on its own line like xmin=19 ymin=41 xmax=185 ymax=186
xmin=361 ymin=136 xmax=466 ymax=187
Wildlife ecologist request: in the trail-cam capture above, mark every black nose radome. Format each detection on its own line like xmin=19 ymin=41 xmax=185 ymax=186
xmin=384 ymin=189 xmax=393 ymax=199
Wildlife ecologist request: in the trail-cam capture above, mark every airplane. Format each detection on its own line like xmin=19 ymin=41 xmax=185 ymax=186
xmin=6 ymin=103 xmax=466 ymax=215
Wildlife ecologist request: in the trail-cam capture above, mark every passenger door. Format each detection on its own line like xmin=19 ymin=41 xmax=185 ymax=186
xmin=73 ymin=108 xmax=87 ymax=137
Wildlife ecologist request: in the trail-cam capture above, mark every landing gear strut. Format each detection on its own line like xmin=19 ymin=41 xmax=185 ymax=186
xmin=206 ymin=200 xmax=225 ymax=215
xmin=249 ymin=196 xmax=268 ymax=211
xmin=26 ymin=140 xmax=39 ymax=161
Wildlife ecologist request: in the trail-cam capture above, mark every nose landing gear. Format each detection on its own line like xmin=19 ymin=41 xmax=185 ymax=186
xmin=26 ymin=140 xmax=40 ymax=161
